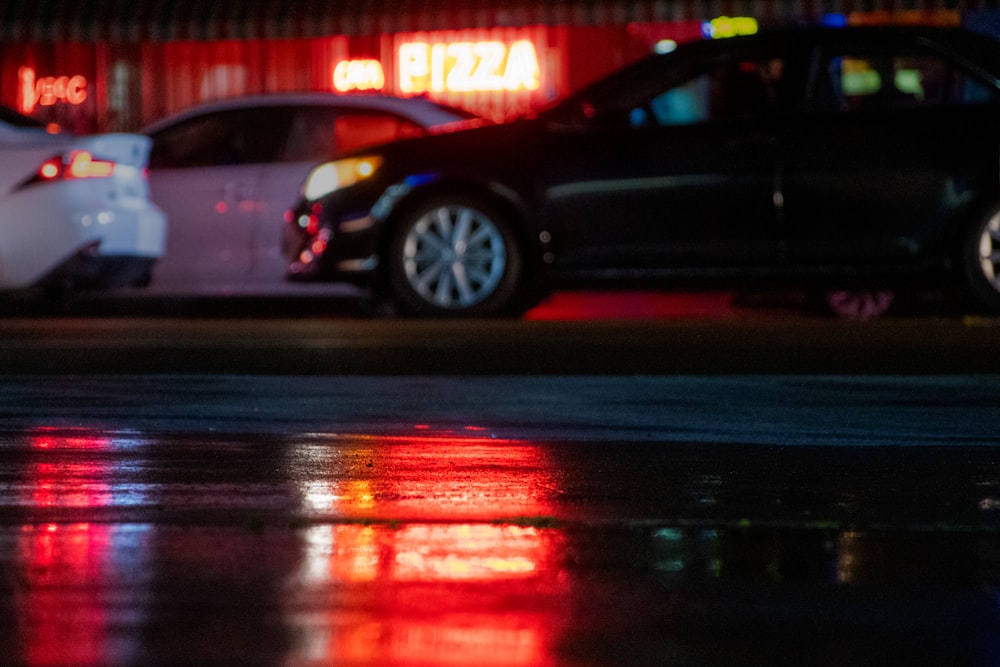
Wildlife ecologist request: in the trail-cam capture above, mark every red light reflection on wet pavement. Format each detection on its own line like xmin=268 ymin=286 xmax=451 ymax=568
xmin=14 ymin=431 xmax=153 ymax=667
xmin=1 ymin=427 xmax=569 ymax=666
xmin=288 ymin=522 xmax=561 ymax=666
xmin=4 ymin=425 xmax=1000 ymax=665
xmin=526 ymin=290 xmax=738 ymax=319
xmin=283 ymin=435 xmax=566 ymax=666
xmin=292 ymin=434 xmax=559 ymax=521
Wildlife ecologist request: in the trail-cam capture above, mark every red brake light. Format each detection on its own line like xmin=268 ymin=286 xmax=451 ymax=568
xmin=39 ymin=160 xmax=61 ymax=180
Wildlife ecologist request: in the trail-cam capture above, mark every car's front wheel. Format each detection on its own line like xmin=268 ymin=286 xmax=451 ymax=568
xmin=960 ymin=207 xmax=1000 ymax=314
xmin=385 ymin=196 xmax=526 ymax=317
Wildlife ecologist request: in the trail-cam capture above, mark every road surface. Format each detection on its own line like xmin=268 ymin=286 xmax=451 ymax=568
xmin=0 ymin=308 xmax=997 ymax=665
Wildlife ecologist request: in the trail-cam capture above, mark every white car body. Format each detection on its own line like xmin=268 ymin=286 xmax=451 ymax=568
xmin=0 ymin=110 xmax=166 ymax=293
xmin=141 ymin=93 xmax=474 ymax=295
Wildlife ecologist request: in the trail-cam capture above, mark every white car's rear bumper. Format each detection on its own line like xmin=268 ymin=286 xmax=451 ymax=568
xmin=0 ymin=184 xmax=167 ymax=291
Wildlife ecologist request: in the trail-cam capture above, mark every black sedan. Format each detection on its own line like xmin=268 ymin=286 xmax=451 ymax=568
xmin=284 ymin=25 xmax=1000 ymax=318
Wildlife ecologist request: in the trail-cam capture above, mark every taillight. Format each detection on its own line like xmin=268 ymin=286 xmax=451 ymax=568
xmin=38 ymin=159 xmax=61 ymax=179
xmin=37 ymin=150 xmax=116 ymax=182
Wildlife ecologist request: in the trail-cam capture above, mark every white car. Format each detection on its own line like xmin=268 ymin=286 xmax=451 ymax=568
xmin=141 ymin=93 xmax=476 ymax=295
xmin=0 ymin=107 xmax=165 ymax=295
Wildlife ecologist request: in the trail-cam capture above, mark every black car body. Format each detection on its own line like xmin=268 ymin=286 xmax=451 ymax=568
xmin=284 ymin=26 xmax=1000 ymax=317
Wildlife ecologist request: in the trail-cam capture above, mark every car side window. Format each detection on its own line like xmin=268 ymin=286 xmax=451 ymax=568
xmin=150 ymin=109 xmax=287 ymax=168
xmin=280 ymin=110 xmax=425 ymax=162
xmin=150 ymin=112 xmax=233 ymax=169
xmin=637 ymin=56 xmax=787 ymax=126
xmin=281 ymin=108 xmax=340 ymax=162
xmin=333 ymin=113 xmax=424 ymax=153
xmin=813 ymin=50 xmax=1000 ymax=112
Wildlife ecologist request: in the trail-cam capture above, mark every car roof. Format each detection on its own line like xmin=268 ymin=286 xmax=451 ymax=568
xmin=685 ymin=23 xmax=996 ymax=45
xmin=678 ymin=24 xmax=1000 ymax=63
xmin=548 ymin=24 xmax=1000 ymax=113
xmin=141 ymin=92 xmax=477 ymax=135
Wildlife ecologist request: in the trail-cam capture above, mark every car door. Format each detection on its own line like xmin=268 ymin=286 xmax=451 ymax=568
xmin=146 ymin=108 xmax=281 ymax=292
xmin=779 ymin=37 xmax=1000 ymax=267
xmin=538 ymin=46 xmax=796 ymax=275
xmin=251 ymin=107 xmax=426 ymax=286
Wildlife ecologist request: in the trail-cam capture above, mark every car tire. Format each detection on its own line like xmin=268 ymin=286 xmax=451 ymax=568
xmin=385 ymin=195 xmax=526 ymax=317
xmin=959 ymin=207 xmax=1000 ymax=314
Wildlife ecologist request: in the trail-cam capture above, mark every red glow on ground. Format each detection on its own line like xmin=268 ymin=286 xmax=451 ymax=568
xmin=525 ymin=290 xmax=738 ymax=319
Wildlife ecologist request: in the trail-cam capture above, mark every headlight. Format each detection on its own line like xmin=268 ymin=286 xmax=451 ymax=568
xmin=303 ymin=155 xmax=383 ymax=201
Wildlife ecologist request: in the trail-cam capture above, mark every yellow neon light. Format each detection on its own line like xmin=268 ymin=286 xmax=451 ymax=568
xmin=399 ymin=39 xmax=540 ymax=94
xmin=705 ymin=16 xmax=759 ymax=39
xmin=332 ymin=59 xmax=385 ymax=92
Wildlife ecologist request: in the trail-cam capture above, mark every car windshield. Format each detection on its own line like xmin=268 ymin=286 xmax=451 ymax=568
xmin=539 ymin=46 xmax=702 ymax=125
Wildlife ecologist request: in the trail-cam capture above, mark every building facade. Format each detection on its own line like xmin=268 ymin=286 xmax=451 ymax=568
xmin=0 ymin=0 xmax=990 ymax=133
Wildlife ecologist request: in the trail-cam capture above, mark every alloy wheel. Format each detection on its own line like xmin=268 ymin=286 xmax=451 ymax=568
xmin=401 ymin=204 xmax=507 ymax=309
xmin=977 ymin=211 xmax=1000 ymax=293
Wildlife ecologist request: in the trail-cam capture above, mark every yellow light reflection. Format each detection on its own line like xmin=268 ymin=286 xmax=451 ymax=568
xmin=392 ymin=524 xmax=542 ymax=581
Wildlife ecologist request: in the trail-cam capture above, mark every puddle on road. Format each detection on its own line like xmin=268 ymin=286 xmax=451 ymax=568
xmin=1 ymin=427 xmax=1000 ymax=665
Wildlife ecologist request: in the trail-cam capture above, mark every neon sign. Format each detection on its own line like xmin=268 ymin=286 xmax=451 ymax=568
xmin=702 ymin=16 xmax=759 ymax=39
xmin=398 ymin=40 xmax=540 ymax=94
xmin=17 ymin=67 xmax=87 ymax=114
xmin=332 ymin=59 xmax=385 ymax=92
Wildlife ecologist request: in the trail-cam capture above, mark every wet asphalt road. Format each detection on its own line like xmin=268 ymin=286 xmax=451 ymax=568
xmin=0 ymin=294 xmax=998 ymax=666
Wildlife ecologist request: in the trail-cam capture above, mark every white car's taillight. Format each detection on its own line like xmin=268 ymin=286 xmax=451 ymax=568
xmin=37 ymin=150 xmax=116 ymax=181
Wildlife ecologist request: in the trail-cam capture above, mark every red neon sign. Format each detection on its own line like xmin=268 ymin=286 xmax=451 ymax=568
xmin=398 ymin=40 xmax=541 ymax=94
xmin=18 ymin=66 xmax=87 ymax=114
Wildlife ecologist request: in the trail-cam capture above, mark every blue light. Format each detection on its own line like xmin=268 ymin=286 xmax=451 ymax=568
xmin=404 ymin=173 xmax=438 ymax=187
xmin=822 ymin=14 xmax=848 ymax=28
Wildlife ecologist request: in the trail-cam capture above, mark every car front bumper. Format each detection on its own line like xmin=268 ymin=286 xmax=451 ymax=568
xmin=283 ymin=198 xmax=382 ymax=287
